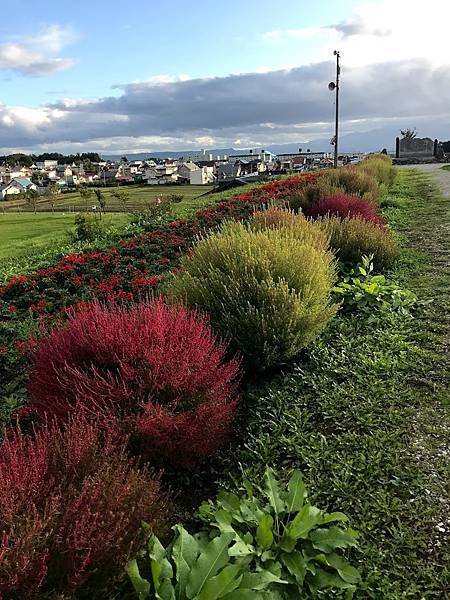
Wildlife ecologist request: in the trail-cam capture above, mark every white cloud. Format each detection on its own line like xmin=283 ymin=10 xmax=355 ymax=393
xmin=0 ymin=24 xmax=77 ymax=76
xmin=262 ymin=0 xmax=450 ymax=68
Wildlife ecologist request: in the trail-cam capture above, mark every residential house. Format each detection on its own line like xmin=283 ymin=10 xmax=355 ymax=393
xmin=190 ymin=166 xmax=215 ymax=185
xmin=177 ymin=161 xmax=199 ymax=182
xmin=145 ymin=164 xmax=179 ymax=185
xmin=1 ymin=178 xmax=37 ymax=199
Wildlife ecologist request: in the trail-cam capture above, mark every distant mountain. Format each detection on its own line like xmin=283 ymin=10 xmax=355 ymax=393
xmin=103 ymin=121 xmax=450 ymax=160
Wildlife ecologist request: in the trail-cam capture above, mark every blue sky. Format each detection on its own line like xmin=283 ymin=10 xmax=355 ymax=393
xmin=0 ymin=0 xmax=355 ymax=106
xmin=0 ymin=0 xmax=449 ymax=154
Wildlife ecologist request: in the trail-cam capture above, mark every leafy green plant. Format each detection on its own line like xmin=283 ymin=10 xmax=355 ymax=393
xmin=167 ymin=221 xmax=337 ymax=369
xmin=127 ymin=468 xmax=360 ymax=599
xmin=333 ymin=255 xmax=418 ymax=318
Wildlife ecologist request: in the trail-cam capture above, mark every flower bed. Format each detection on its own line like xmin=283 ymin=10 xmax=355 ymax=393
xmin=0 ymin=173 xmax=322 ymax=411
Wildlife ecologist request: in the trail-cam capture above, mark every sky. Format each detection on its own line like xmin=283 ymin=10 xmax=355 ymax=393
xmin=0 ymin=0 xmax=450 ymax=155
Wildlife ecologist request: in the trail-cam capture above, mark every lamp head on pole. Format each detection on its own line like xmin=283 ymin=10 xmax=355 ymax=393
xmin=328 ymin=81 xmax=336 ymax=91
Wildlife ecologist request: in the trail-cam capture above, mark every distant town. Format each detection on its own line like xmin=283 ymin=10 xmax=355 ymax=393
xmin=0 ymin=148 xmax=364 ymax=200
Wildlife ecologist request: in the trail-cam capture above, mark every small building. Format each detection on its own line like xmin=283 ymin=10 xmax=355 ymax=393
xmin=190 ymin=166 xmax=215 ymax=185
xmin=1 ymin=178 xmax=37 ymax=199
xmin=177 ymin=161 xmax=199 ymax=182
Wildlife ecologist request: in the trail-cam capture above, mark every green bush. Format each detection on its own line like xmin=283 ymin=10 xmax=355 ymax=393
xmin=127 ymin=467 xmax=360 ymax=599
xmin=250 ymin=207 xmax=329 ymax=251
xmin=286 ymin=178 xmax=343 ymax=213
xmin=333 ymin=255 xmax=418 ymax=319
xmin=70 ymin=212 xmax=105 ymax=242
xmin=318 ymin=216 xmax=398 ymax=270
xmin=358 ymin=154 xmax=395 ymax=187
xmin=322 ymin=167 xmax=380 ymax=205
xmin=167 ymin=221 xmax=337 ymax=369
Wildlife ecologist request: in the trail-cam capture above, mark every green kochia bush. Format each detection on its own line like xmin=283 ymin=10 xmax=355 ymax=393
xmin=318 ymin=216 xmax=398 ymax=271
xmin=127 ymin=468 xmax=360 ymax=599
xmin=167 ymin=221 xmax=337 ymax=370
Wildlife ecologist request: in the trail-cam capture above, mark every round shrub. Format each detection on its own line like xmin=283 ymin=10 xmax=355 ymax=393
xmin=251 ymin=207 xmax=330 ymax=250
xmin=286 ymin=177 xmax=343 ymax=213
xmin=322 ymin=167 xmax=380 ymax=204
xmin=0 ymin=412 xmax=166 ymax=598
xmin=28 ymin=299 xmax=240 ymax=465
xmin=318 ymin=216 xmax=398 ymax=270
xmin=358 ymin=154 xmax=395 ymax=187
xmin=303 ymin=193 xmax=385 ymax=226
xmin=167 ymin=222 xmax=338 ymax=369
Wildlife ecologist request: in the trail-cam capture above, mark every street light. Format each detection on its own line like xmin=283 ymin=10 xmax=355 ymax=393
xmin=328 ymin=50 xmax=340 ymax=168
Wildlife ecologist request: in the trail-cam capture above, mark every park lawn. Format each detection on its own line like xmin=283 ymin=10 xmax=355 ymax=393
xmin=1 ymin=184 xmax=213 ymax=213
xmin=0 ymin=212 xmax=129 ymax=260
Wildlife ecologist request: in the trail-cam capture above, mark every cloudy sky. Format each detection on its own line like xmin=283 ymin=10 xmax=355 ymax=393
xmin=1 ymin=0 xmax=450 ymax=154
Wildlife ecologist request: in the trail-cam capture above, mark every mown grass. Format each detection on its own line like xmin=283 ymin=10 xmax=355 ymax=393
xmin=441 ymin=165 xmax=450 ymax=172
xmin=0 ymin=184 xmax=213 ymax=212
xmin=190 ymin=168 xmax=450 ymax=598
xmin=0 ymin=212 xmax=129 ymax=261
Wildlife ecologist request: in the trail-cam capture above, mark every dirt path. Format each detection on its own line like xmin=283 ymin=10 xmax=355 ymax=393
xmin=401 ymin=162 xmax=450 ymax=196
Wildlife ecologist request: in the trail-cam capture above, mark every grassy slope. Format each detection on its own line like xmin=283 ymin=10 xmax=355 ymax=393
xmin=202 ymin=169 xmax=450 ymax=598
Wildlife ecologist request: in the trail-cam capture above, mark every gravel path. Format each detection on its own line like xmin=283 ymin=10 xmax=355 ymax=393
xmin=400 ymin=163 xmax=450 ymax=197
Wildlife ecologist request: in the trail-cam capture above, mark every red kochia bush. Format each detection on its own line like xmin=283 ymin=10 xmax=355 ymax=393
xmin=0 ymin=413 xmax=166 ymax=598
xmin=28 ymin=298 xmax=240 ymax=465
xmin=304 ymin=193 xmax=385 ymax=226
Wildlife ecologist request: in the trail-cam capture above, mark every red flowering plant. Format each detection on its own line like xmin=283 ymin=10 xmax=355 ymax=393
xmin=28 ymin=298 xmax=241 ymax=466
xmin=303 ymin=192 xmax=385 ymax=226
xmin=0 ymin=410 xmax=167 ymax=599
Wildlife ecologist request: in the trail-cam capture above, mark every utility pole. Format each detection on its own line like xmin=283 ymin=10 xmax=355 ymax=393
xmin=328 ymin=50 xmax=341 ymax=168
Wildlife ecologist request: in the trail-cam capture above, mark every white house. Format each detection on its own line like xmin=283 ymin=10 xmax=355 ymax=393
xmin=1 ymin=178 xmax=37 ymax=199
xmin=177 ymin=161 xmax=199 ymax=182
xmin=190 ymin=166 xmax=215 ymax=185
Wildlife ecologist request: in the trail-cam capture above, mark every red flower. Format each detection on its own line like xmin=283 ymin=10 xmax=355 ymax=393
xmin=8 ymin=304 xmax=17 ymax=313
xmin=131 ymin=276 xmax=160 ymax=287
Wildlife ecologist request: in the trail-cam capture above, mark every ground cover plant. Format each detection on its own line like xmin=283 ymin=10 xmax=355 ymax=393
xmin=128 ymin=468 xmax=360 ymax=599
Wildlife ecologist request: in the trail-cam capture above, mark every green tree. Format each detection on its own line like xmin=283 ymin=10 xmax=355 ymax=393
xmin=400 ymin=127 xmax=417 ymax=139
xmin=94 ymin=188 xmax=106 ymax=216
xmin=110 ymin=188 xmax=130 ymax=211
xmin=25 ymin=188 xmax=39 ymax=214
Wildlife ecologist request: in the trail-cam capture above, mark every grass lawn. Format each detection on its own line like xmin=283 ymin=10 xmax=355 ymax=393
xmin=1 ymin=184 xmax=213 ymax=213
xmin=0 ymin=212 xmax=129 ymax=260
xmin=442 ymin=164 xmax=450 ymax=172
